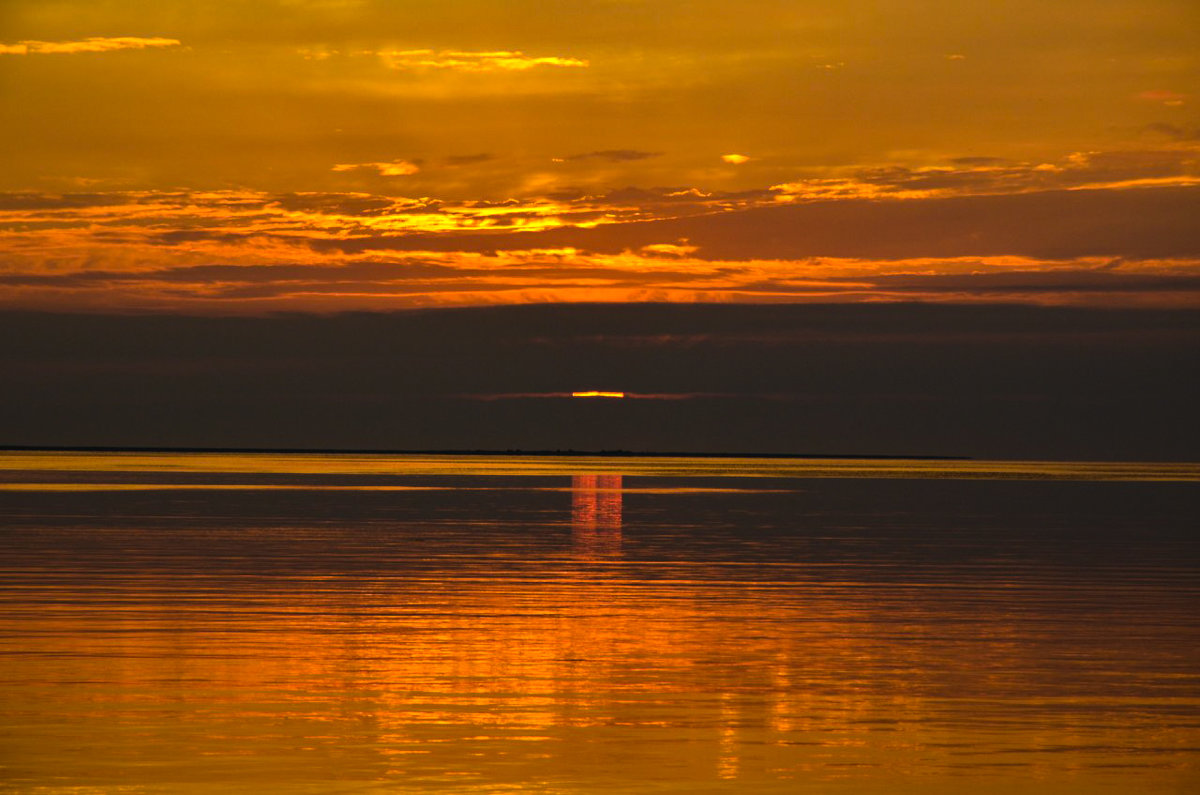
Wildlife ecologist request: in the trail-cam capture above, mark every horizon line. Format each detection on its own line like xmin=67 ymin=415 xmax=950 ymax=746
xmin=0 ymin=445 xmax=971 ymax=461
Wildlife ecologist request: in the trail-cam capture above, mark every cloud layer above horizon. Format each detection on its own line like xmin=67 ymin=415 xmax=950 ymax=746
xmin=1 ymin=0 xmax=1198 ymax=311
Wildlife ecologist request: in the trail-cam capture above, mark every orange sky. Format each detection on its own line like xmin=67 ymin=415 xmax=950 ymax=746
xmin=1 ymin=0 xmax=1198 ymax=311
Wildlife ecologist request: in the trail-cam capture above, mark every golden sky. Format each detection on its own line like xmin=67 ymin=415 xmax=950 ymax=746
xmin=1 ymin=0 xmax=1198 ymax=311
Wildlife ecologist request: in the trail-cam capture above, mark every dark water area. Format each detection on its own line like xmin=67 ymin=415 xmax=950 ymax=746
xmin=1 ymin=454 xmax=1198 ymax=793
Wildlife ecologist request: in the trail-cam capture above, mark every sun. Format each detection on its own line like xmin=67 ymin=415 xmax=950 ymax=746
xmin=571 ymin=391 xmax=626 ymax=398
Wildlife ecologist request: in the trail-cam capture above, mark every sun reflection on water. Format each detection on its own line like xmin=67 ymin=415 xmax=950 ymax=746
xmin=571 ymin=474 xmax=622 ymax=559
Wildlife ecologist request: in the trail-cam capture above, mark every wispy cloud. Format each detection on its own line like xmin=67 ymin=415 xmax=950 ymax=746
xmin=770 ymin=149 xmax=1200 ymax=202
xmin=0 ymin=37 xmax=181 ymax=55
xmin=640 ymin=242 xmax=699 ymax=258
xmin=3 ymin=228 xmax=1195 ymax=311
xmin=1137 ymin=89 xmax=1186 ymax=107
xmin=375 ymin=49 xmax=587 ymax=72
xmin=332 ymin=160 xmax=421 ymax=176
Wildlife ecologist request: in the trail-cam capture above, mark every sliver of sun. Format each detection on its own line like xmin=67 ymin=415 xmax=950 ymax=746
xmin=571 ymin=391 xmax=626 ymax=398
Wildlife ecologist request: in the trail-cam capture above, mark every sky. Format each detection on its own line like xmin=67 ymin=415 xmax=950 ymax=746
xmin=1 ymin=0 xmax=1198 ymax=310
xmin=1 ymin=1 xmax=1197 ymax=457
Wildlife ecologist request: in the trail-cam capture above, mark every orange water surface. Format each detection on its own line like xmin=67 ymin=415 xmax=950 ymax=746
xmin=1 ymin=453 xmax=1197 ymax=793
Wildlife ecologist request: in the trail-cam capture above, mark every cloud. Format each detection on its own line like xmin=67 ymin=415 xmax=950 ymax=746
xmin=0 ymin=193 xmax=130 ymax=210
xmin=947 ymin=156 xmax=1008 ymax=167
xmin=270 ymin=192 xmax=409 ymax=215
xmin=771 ymin=150 xmax=1200 ymax=202
xmin=1137 ymin=89 xmax=1186 ymax=106
xmin=3 ymin=190 xmax=1197 ymax=312
xmin=444 ymin=154 xmax=494 ymax=166
xmin=332 ymin=160 xmax=420 ymax=176
xmin=312 ymin=184 xmax=1200 ymax=263
xmin=721 ymin=154 xmax=751 ymax=164
xmin=4 ymin=146 xmax=1198 ymax=258
xmin=0 ymin=37 xmax=181 ymax=55
xmin=1 ymin=155 xmax=1198 ymax=313
xmin=1142 ymin=122 xmax=1199 ymax=142
xmin=639 ymin=242 xmax=699 ymax=258
xmin=376 ymin=49 xmax=587 ymax=72
xmin=5 ymin=303 xmax=1196 ymax=459
xmin=566 ymin=150 xmax=663 ymax=162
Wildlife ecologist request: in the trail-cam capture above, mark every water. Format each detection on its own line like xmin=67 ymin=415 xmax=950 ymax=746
xmin=1 ymin=453 xmax=1198 ymax=793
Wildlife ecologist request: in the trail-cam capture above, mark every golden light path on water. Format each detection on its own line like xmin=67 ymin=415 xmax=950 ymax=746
xmin=1 ymin=452 xmax=1198 ymax=793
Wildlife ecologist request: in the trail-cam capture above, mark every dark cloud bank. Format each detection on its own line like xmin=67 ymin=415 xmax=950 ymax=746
xmin=2 ymin=303 xmax=1196 ymax=460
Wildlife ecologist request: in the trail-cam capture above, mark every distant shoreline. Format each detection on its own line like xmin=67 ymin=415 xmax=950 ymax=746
xmin=0 ymin=445 xmax=970 ymax=461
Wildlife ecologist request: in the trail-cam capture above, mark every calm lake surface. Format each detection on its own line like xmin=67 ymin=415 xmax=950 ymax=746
xmin=2 ymin=452 xmax=1198 ymax=793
